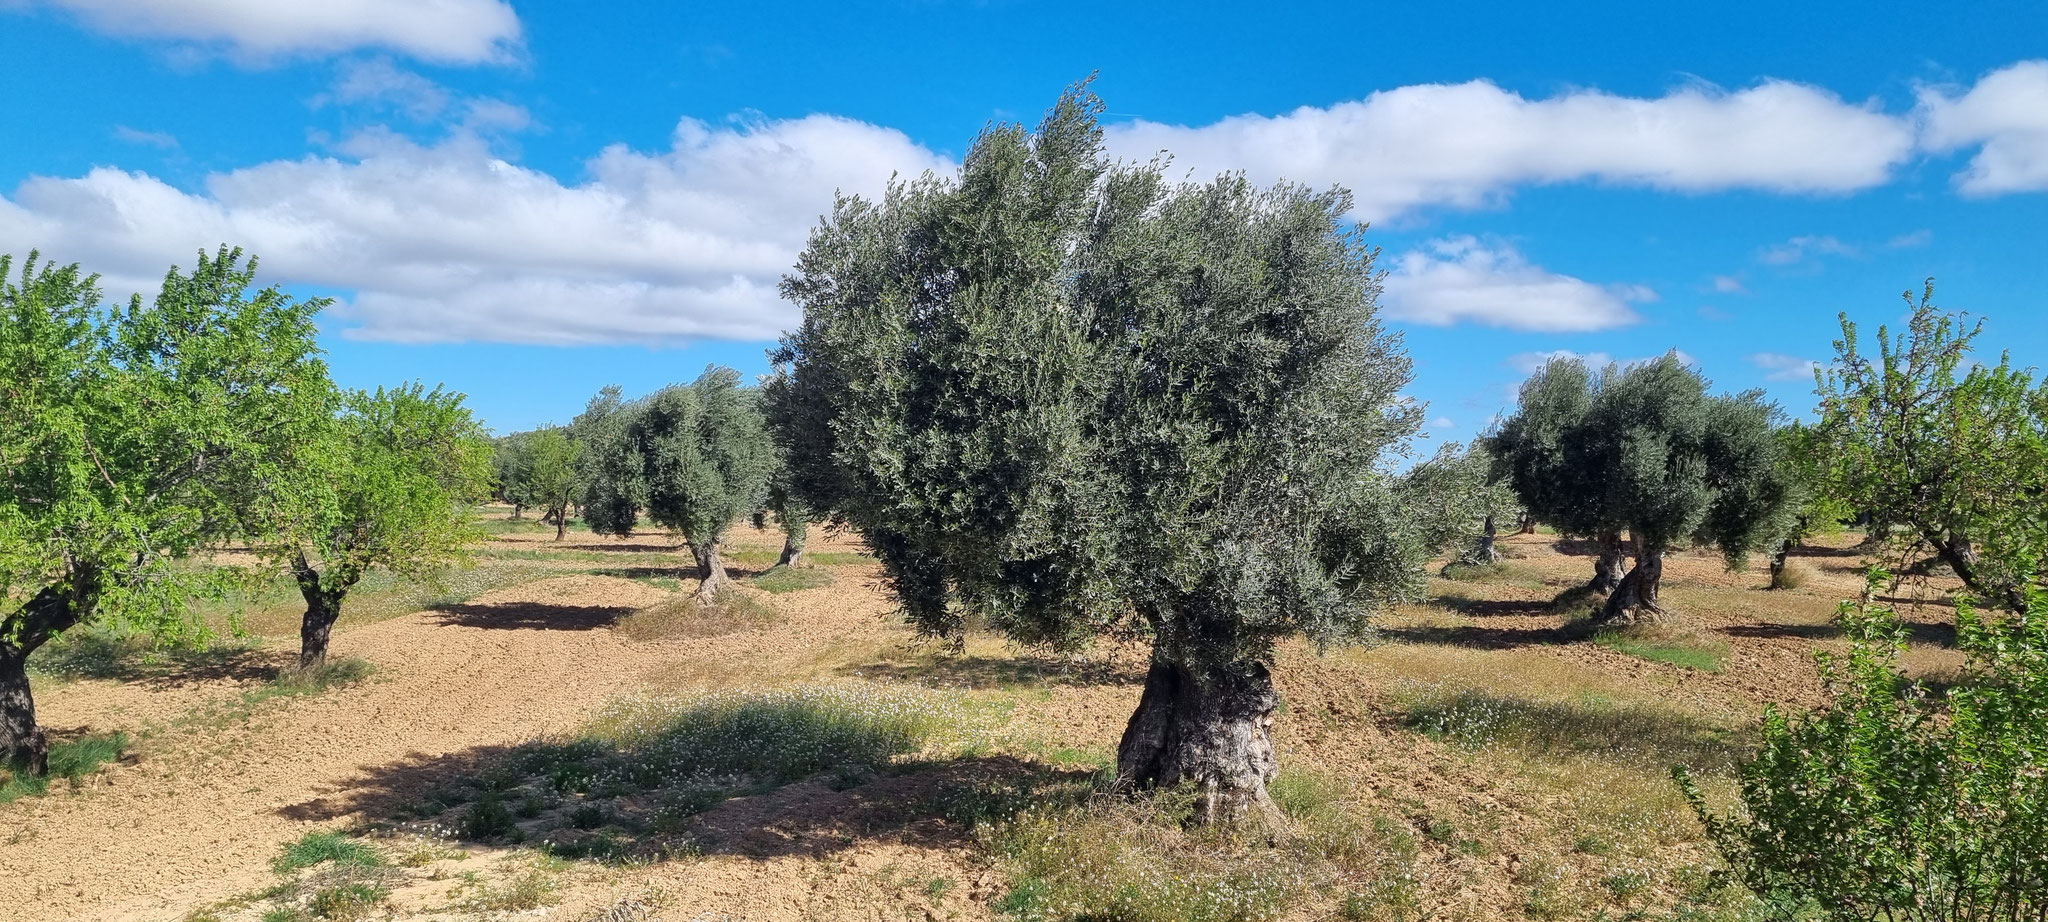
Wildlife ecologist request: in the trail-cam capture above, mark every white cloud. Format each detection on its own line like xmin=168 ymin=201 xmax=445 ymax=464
xmin=0 ymin=116 xmax=951 ymax=345
xmin=1382 ymin=237 xmax=1652 ymax=332
xmin=1429 ymin=416 xmax=1455 ymax=430
xmin=111 ymin=125 xmax=179 ymax=149
xmin=1886 ymin=228 xmax=1933 ymax=249
xmin=1919 ymin=60 xmax=2048 ymax=194
xmin=1710 ymin=274 xmax=1746 ymax=294
xmin=314 ymin=58 xmax=532 ymax=134
xmin=1758 ymin=234 xmax=1859 ymax=266
xmin=18 ymin=0 xmax=522 ymax=64
xmin=1107 ymin=78 xmax=1914 ymax=221
xmin=1750 ymin=352 xmax=1821 ymax=382
xmin=1507 ymin=349 xmax=1698 ymax=376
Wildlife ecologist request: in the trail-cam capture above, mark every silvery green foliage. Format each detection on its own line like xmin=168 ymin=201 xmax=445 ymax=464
xmin=1398 ymin=440 xmax=1523 ymax=559
xmin=581 ymin=367 xmax=772 ymax=548
xmin=1493 ymin=356 xmax=1613 ymax=540
xmin=768 ymin=87 xmax=1426 ymax=670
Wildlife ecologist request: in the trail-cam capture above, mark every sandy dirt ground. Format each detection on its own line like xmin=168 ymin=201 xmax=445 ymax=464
xmin=0 ymin=522 xmax=1962 ymax=922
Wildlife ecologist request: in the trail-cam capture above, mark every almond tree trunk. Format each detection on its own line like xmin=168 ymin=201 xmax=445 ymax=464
xmin=1115 ymin=653 xmax=1280 ymax=824
xmin=1 ymin=579 xmax=91 ymax=776
xmin=292 ymin=554 xmax=352 ymax=671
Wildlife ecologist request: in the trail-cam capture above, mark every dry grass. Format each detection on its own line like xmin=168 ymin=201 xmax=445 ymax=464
xmin=612 ymin=593 xmax=780 ymax=641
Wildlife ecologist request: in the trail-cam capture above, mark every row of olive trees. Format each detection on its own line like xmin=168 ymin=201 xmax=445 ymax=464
xmin=0 ymin=248 xmax=492 ymax=776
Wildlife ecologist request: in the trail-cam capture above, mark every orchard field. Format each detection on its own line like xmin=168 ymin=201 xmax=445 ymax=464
xmin=0 ymin=507 xmax=1969 ymax=921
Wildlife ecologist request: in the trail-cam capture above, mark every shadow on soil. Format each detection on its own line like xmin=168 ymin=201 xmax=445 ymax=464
xmin=427 ymin=600 xmax=639 ymax=631
xmin=281 ymin=745 xmax=1093 ymax=862
xmin=836 ymin=653 xmax=1144 ymax=690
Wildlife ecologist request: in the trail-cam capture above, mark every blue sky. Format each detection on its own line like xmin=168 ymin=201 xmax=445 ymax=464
xmin=2 ymin=0 xmax=2045 ymax=445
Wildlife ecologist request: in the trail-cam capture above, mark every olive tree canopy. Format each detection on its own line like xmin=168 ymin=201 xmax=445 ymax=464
xmin=766 ymin=87 xmax=1429 ymax=820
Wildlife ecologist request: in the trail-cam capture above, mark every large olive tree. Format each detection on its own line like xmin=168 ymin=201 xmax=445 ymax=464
xmin=583 ymin=368 xmax=773 ymax=603
xmin=1 ymin=248 xmax=329 ymax=773
xmin=1492 ymin=357 xmax=1629 ymax=592
xmin=767 ymin=88 xmax=1428 ymax=821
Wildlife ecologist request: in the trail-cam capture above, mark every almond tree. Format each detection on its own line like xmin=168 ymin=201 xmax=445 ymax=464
xmin=1 ymin=248 xmax=328 ymax=773
xmin=767 ymin=87 xmax=1429 ymax=821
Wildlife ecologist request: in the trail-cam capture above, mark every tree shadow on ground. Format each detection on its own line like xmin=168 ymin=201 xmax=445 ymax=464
xmin=426 ymin=600 xmax=638 ymax=631
xmin=1376 ymin=622 xmax=1571 ymax=651
xmin=837 ymin=653 xmax=1144 ymax=690
xmin=31 ymin=638 xmax=289 ymax=688
xmin=1432 ymin=595 xmax=1555 ymax=618
xmin=543 ymin=543 xmax=682 ymax=554
xmin=591 ymin=564 xmax=768 ymax=582
xmin=280 ymin=742 xmax=1093 ymax=862
xmin=1720 ymin=618 xmax=1955 ymax=648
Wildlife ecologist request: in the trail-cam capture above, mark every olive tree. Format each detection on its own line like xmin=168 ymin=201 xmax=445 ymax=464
xmin=1583 ymin=356 xmax=1795 ymax=623
xmin=1493 ymin=356 xmax=1629 ymax=592
xmin=767 ymin=88 xmax=1428 ymax=821
xmin=262 ymin=384 xmax=493 ymax=669
xmin=1399 ymin=441 xmax=1522 ymax=570
xmin=1 ymin=248 xmax=328 ymax=773
xmin=582 ymin=368 xmax=773 ymax=603
xmin=1815 ymin=285 xmax=2048 ymax=611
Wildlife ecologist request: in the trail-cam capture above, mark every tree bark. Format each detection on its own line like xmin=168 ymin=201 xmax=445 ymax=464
xmin=0 ymin=647 xmax=47 ymax=778
xmin=1768 ymin=537 xmax=1796 ymax=589
xmin=293 ymin=555 xmax=349 ymax=671
xmin=1517 ymin=512 xmax=1538 ymax=535
xmin=1472 ymin=513 xmax=1500 ymax=564
xmin=1600 ymin=546 xmax=1666 ymax=625
xmin=690 ymin=539 xmax=731 ymax=604
xmin=1591 ymin=530 xmax=1627 ymax=594
xmin=777 ymin=517 xmax=809 ymax=568
xmin=1 ymin=578 xmax=91 ymax=776
xmin=1927 ymin=530 xmax=2027 ymax=612
xmin=1114 ymin=653 xmax=1280 ymax=825
xmin=553 ymin=506 xmax=567 ymax=542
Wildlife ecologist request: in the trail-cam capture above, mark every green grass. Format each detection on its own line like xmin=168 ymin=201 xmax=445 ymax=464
xmin=751 ymin=565 xmax=834 ymax=593
xmin=1592 ymin=629 xmax=1729 ymax=672
xmin=272 ymin=831 xmax=385 ymax=873
xmin=29 ymin=625 xmax=258 ymax=682
xmin=0 ymin=731 xmax=129 ymax=803
xmin=727 ymin=548 xmax=873 ymax=567
xmin=175 ymin=658 xmax=378 ymax=731
xmin=1400 ymin=685 xmax=1748 ymax=773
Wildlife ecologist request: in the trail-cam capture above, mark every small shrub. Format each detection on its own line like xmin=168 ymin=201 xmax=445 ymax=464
xmin=462 ymin=793 xmax=518 ymax=840
xmin=569 ymin=802 xmax=607 ymax=829
xmin=1679 ymin=583 xmax=2048 ymax=920
xmin=306 ymin=882 xmax=386 ymax=921
xmin=272 ymin=831 xmax=384 ymax=874
xmin=465 ymin=855 xmax=563 ymax=911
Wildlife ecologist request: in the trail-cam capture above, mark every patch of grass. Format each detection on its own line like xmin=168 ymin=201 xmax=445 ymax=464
xmin=613 ymin=593 xmax=779 ymax=641
xmin=0 ymin=731 xmax=129 ymax=803
xmin=727 ymin=548 xmax=872 ymax=567
xmin=1592 ymin=623 xmax=1729 ymax=672
xmin=271 ymin=657 xmax=378 ymax=694
xmin=29 ymin=624 xmax=257 ymax=682
xmin=1439 ymin=560 xmax=1512 ymax=582
xmin=305 ymin=881 xmax=386 ymax=921
xmin=1400 ymin=685 xmax=1748 ymax=773
xmin=751 ymin=565 xmax=834 ymax=593
xmin=1769 ymin=560 xmax=1814 ymax=590
xmin=272 ymin=831 xmax=384 ymax=874
xmin=463 ymin=854 xmax=564 ymax=911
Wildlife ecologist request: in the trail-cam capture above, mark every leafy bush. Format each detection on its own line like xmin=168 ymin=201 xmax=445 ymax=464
xmin=1679 ymin=581 xmax=2048 ymax=920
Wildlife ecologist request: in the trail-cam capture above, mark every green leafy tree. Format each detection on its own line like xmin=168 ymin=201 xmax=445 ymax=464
xmin=1492 ymin=356 xmax=1629 ymax=592
xmin=763 ymin=462 xmax=811 ymax=568
xmin=1 ymin=248 xmax=328 ymax=773
xmin=1680 ymin=577 xmax=2048 ymax=920
xmin=767 ymin=87 xmax=1429 ymax=820
xmin=260 ymin=384 xmax=493 ymax=669
xmin=491 ymin=431 xmax=535 ymax=517
xmin=502 ymin=426 xmax=581 ymax=540
xmin=1814 ymin=284 xmax=2048 ymax=611
xmin=1581 ymin=355 xmax=1795 ymax=623
xmin=1399 ymin=440 xmax=1523 ymax=570
xmin=1767 ymin=421 xmax=1852 ymax=590
xmin=582 ymin=368 xmax=773 ymax=602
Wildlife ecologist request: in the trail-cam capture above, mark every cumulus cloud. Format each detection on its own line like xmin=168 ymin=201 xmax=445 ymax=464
xmin=1506 ymin=349 xmax=1698 ymax=376
xmin=1750 ymin=352 xmax=1821 ymax=382
xmin=17 ymin=0 xmax=522 ymax=64
xmin=0 ymin=116 xmax=951 ymax=345
xmin=1919 ymin=60 xmax=2048 ymax=194
xmin=1107 ymin=78 xmax=1915 ymax=221
xmin=1382 ymin=237 xmax=1651 ymax=332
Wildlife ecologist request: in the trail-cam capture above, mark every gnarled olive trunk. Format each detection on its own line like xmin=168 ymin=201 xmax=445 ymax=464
xmin=1591 ymin=530 xmax=1627 ymax=594
xmin=292 ymin=554 xmax=353 ymax=671
xmin=689 ymin=539 xmax=731 ymax=604
xmin=1600 ymin=546 xmax=1665 ymax=625
xmin=1517 ymin=513 xmax=1538 ymax=535
xmin=1115 ymin=653 xmax=1279 ymax=824
xmin=1768 ymin=537 xmax=1796 ymax=589
xmin=777 ymin=517 xmax=808 ymax=568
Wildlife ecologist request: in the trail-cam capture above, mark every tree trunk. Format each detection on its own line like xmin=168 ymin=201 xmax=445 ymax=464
xmin=1 ymin=579 xmax=90 ymax=776
xmin=1928 ymin=531 xmax=2027 ymax=612
xmin=1114 ymin=653 xmax=1280 ymax=825
xmin=1473 ymin=514 xmax=1500 ymax=563
xmin=690 ymin=539 xmax=731 ymax=604
xmin=1591 ymin=530 xmax=1627 ymax=594
xmin=1768 ymin=537 xmax=1795 ymax=589
xmin=777 ymin=517 xmax=809 ymax=568
xmin=554 ymin=506 xmax=567 ymax=542
xmin=293 ymin=555 xmax=349 ymax=671
xmin=752 ymin=510 xmax=768 ymax=530
xmin=0 ymin=647 xmax=47 ymax=778
xmin=1517 ymin=513 xmax=1538 ymax=535
xmin=1600 ymin=546 xmax=1666 ymax=625
xmin=511 ymin=502 xmax=523 ymax=520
